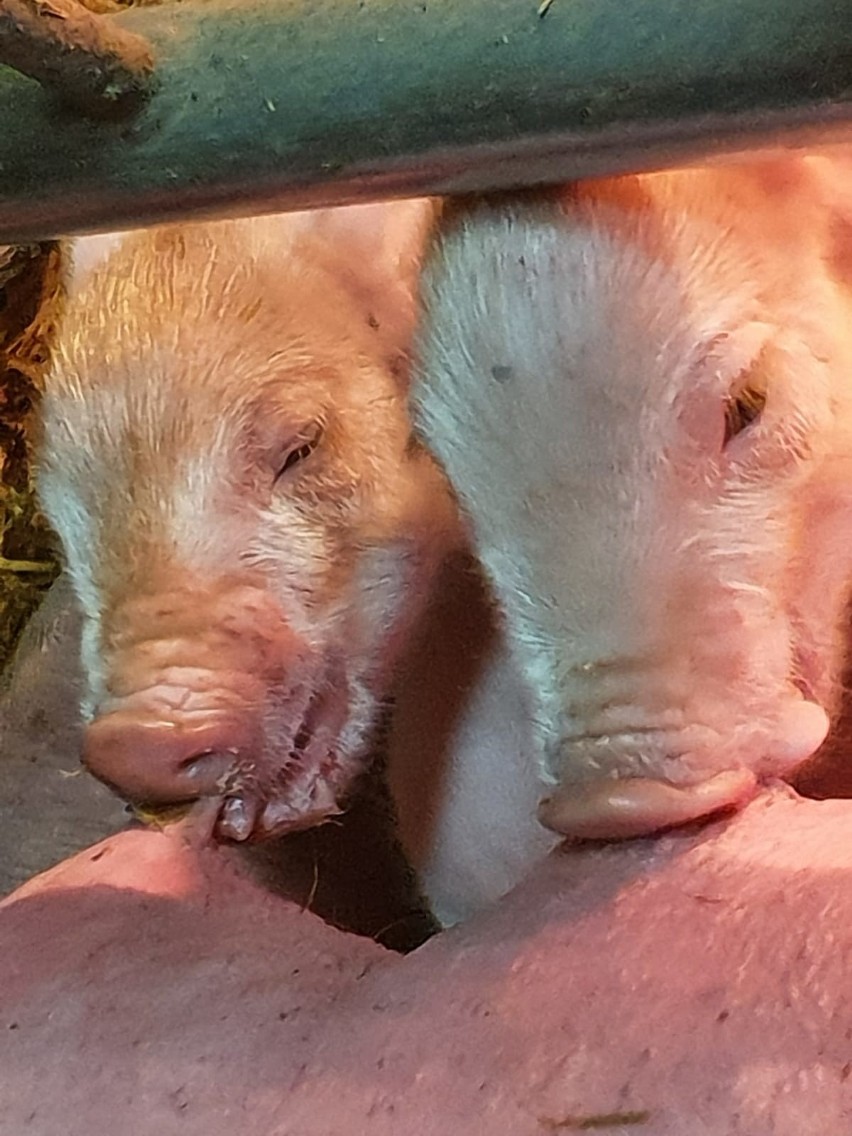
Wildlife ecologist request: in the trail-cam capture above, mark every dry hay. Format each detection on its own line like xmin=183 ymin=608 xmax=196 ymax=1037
xmin=0 ymin=242 xmax=63 ymax=673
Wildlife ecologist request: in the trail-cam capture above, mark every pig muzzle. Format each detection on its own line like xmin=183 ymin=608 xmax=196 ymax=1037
xmin=537 ymin=698 xmax=830 ymax=841
xmin=84 ymin=709 xmax=257 ymax=806
xmin=81 ymin=583 xmax=329 ymax=834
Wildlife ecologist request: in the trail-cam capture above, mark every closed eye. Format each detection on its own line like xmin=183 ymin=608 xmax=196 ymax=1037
xmin=724 ymin=385 xmax=766 ymax=445
xmin=723 ymin=356 xmax=768 ymax=448
xmin=273 ymin=425 xmax=323 ymax=483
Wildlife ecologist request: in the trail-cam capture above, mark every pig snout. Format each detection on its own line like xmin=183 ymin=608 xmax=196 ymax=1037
xmin=537 ymin=769 xmax=759 ymax=841
xmin=83 ymin=584 xmax=308 ymax=820
xmin=83 ymin=714 xmax=256 ymax=805
xmin=536 ymin=697 xmax=830 ymax=841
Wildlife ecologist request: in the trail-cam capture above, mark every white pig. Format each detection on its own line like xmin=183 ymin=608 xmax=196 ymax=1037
xmin=397 ymin=146 xmax=852 ymax=923
xmin=35 ymin=201 xmax=459 ymax=844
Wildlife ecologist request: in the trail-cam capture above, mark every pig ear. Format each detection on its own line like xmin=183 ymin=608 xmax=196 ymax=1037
xmin=290 ymin=198 xmax=438 ymax=369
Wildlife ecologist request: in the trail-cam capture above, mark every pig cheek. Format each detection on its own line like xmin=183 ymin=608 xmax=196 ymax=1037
xmin=264 ymin=502 xmax=355 ymax=619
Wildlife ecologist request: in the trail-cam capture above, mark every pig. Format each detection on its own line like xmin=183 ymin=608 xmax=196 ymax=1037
xmin=34 ymin=200 xmax=460 ymax=845
xmin=398 ymin=146 xmax=852 ymax=921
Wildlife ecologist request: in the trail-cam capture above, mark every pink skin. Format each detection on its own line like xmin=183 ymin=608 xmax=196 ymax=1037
xmin=37 ymin=203 xmax=455 ymax=842
xmin=412 ymin=150 xmax=852 ymax=843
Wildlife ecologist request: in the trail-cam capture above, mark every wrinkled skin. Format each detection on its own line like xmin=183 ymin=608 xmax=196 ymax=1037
xmin=410 ymin=147 xmax=852 ymax=856
xmin=36 ymin=202 xmax=458 ymax=842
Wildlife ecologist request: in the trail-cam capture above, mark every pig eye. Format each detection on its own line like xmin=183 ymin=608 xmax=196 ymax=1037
xmin=723 ymin=377 xmax=767 ymax=447
xmin=274 ymin=426 xmax=323 ymax=482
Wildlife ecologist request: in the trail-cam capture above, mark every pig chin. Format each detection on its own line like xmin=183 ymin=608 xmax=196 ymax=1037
xmin=218 ymin=660 xmax=383 ymax=842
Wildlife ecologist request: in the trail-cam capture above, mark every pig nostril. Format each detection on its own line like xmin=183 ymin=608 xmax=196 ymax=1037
xmin=84 ymin=714 xmax=251 ymax=804
xmin=179 ymin=749 xmax=237 ymax=781
xmin=292 ymin=726 xmax=311 ymax=754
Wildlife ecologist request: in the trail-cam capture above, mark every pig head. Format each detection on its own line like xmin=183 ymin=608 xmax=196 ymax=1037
xmin=36 ymin=201 xmax=458 ymax=841
xmin=411 ymin=147 xmax=852 ymax=843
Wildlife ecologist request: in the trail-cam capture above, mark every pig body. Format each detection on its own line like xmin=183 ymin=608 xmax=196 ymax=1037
xmin=385 ymin=551 xmax=558 ymax=927
xmin=36 ymin=202 xmax=459 ymax=844
xmin=400 ymin=147 xmax=852 ymax=917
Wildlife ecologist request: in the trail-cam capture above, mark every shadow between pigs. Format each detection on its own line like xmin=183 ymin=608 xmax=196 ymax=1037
xmin=233 ymin=550 xmax=503 ymax=954
xmin=380 ymin=550 xmax=502 ymax=874
xmin=234 ymin=755 xmax=439 ymax=955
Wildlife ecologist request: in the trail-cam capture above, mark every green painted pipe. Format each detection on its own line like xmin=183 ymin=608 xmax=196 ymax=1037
xmin=0 ymin=0 xmax=849 ymax=241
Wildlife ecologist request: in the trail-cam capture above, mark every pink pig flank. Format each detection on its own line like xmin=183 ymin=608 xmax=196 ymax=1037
xmin=411 ymin=147 xmax=852 ymax=845
xmin=36 ymin=202 xmax=457 ymax=842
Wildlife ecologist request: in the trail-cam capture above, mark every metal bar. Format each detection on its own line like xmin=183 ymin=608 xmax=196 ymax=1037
xmin=0 ymin=0 xmax=850 ymax=242
xmin=0 ymin=0 xmax=155 ymax=119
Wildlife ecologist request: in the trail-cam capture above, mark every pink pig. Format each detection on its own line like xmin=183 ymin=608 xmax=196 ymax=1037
xmin=36 ymin=201 xmax=457 ymax=843
xmin=403 ymin=147 xmax=852 ymax=907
